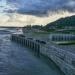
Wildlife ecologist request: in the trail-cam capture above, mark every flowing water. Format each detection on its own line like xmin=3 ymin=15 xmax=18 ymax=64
xmin=0 ymin=29 xmax=64 ymax=75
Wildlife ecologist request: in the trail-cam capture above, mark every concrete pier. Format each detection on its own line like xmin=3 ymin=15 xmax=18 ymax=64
xmin=11 ymin=34 xmax=40 ymax=56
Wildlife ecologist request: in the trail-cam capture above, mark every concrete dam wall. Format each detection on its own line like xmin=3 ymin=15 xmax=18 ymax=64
xmin=11 ymin=34 xmax=40 ymax=56
xmin=11 ymin=34 xmax=75 ymax=75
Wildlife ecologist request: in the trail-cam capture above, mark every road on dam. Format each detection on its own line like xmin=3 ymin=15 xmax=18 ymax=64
xmin=0 ymin=31 xmax=64 ymax=75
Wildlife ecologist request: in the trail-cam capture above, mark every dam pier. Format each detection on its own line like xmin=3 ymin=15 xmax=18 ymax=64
xmin=11 ymin=34 xmax=40 ymax=56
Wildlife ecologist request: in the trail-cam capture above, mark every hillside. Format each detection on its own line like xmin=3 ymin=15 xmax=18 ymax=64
xmin=45 ymin=15 xmax=75 ymax=29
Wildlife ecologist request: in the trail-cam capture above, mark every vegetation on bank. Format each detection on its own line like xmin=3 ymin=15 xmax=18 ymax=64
xmin=45 ymin=15 xmax=75 ymax=29
xmin=44 ymin=15 xmax=75 ymax=33
xmin=55 ymin=41 xmax=75 ymax=45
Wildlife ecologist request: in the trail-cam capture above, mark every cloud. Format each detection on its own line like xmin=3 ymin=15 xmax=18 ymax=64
xmin=6 ymin=0 xmax=75 ymax=16
xmin=0 ymin=0 xmax=75 ymax=27
xmin=1 ymin=11 xmax=75 ymax=27
xmin=0 ymin=0 xmax=17 ymax=14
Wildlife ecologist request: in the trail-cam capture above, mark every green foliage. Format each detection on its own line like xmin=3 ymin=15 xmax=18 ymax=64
xmin=32 ymin=25 xmax=43 ymax=29
xmin=58 ymin=41 xmax=75 ymax=45
xmin=45 ymin=15 xmax=75 ymax=29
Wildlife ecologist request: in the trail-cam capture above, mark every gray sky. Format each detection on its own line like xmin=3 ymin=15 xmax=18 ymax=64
xmin=0 ymin=0 xmax=75 ymax=26
xmin=7 ymin=0 xmax=75 ymax=16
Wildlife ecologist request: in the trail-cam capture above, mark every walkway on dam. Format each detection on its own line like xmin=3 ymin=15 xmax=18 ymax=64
xmin=0 ymin=34 xmax=64 ymax=75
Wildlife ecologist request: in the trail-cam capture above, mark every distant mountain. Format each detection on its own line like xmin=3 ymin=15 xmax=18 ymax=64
xmin=45 ymin=15 xmax=75 ymax=29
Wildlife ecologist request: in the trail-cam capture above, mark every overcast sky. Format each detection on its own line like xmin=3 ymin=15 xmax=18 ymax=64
xmin=0 ymin=0 xmax=75 ymax=27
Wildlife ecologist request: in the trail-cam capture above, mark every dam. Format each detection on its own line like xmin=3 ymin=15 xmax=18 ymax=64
xmin=11 ymin=33 xmax=75 ymax=75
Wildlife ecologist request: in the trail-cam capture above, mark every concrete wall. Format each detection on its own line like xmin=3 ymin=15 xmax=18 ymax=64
xmin=40 ymin=45 xmax=75 ymax=75
xmin=11 ymin=34 xmax=40 ymax=56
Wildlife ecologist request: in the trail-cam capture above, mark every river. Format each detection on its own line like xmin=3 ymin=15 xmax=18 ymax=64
xmin=0 ymin=29 xmax=64 ymax=75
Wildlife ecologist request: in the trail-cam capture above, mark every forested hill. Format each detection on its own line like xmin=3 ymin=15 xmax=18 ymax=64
xmin=45 ymin=15 xmax=75 ymax=28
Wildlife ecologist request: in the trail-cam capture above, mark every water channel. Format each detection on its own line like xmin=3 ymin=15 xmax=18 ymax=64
xmin=0 ymin=29 xmax=65 ymax=75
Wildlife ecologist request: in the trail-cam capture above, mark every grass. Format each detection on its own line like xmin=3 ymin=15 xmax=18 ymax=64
xmin=55 ymin=41 xmax=75 ymax=45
